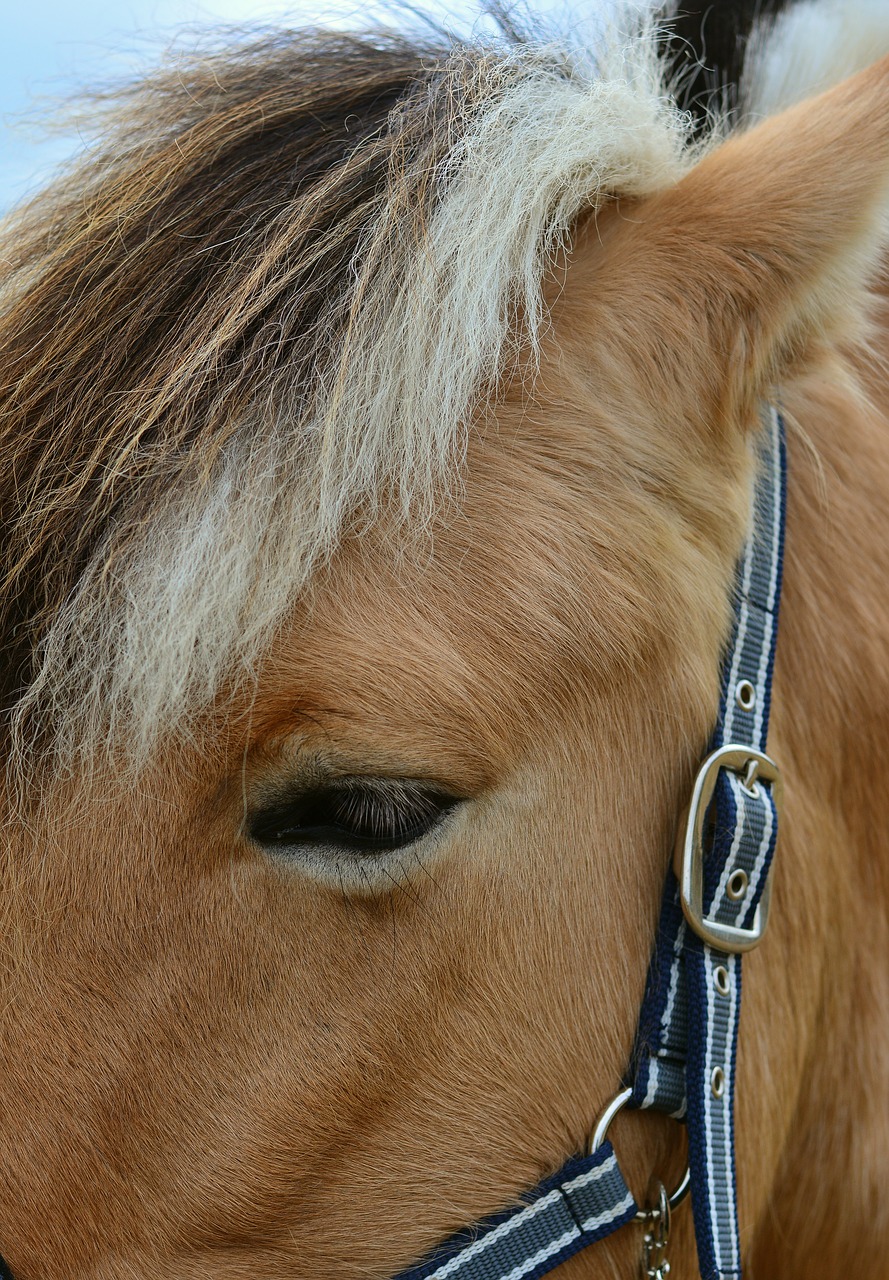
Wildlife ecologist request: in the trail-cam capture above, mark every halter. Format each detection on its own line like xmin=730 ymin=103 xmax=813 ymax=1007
xmin=392 ymin=403 xmax=786 ymax=1280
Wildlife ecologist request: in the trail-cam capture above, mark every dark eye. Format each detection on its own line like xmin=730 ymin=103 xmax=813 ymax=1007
xmin=248 ymin=778 xmax=460 ymax=855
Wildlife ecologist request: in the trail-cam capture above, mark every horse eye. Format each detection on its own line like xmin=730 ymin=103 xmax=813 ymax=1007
xmin=248 ymin=779 xmax=460 ymax=855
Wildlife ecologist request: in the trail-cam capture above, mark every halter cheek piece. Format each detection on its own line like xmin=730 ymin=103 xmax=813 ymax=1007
xmin=392 ymin=404 xmax=786 ymax=1280
xmin=0 ymin=410 xmax=783 ymax=1280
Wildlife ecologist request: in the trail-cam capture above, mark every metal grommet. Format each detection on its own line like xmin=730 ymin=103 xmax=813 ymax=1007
xmin=726 ymin=868 xmax=749 ymax=901
xmin=713 ymin=965 xmax=730 ymax=997
xmin=710 ymin=1067 xmax=726 ymax=1099
xmin=590 ymin=1088 xmax=690 ymax=1215
xmin=735 ymin=679 xmax=756 ymax=712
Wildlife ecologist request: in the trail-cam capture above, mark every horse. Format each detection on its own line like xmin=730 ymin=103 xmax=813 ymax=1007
xmin=1 ymin=2 xmax=888 ymax=1275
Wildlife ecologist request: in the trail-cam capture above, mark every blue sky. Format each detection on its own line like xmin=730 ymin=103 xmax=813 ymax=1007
xmin=1 ymin=0 xmax=614 ymax=208
xmin=0 ymin=0 xmax=488 ymax=208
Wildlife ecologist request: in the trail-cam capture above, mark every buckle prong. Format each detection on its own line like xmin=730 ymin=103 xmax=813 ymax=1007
xmin=742 ymin=757 xmax=760 ymax=793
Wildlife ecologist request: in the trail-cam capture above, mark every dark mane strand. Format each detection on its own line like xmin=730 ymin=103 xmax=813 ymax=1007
xmin=0 ymin=29 xmax=451 ymax=718
xmin=658 ymin=0 xmax=793 ymax=131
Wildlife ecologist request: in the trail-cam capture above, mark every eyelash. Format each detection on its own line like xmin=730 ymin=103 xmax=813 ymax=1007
xmin=248 ymin=778 xmax=460 ymax=856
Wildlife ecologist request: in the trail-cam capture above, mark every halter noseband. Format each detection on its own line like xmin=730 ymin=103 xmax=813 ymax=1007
xmin=392 ymin=404 xmax=786 ymax=1280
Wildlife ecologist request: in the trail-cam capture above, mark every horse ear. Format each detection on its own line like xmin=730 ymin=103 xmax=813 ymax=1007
xmin=585 ymin=54 xmax=889 ymax=432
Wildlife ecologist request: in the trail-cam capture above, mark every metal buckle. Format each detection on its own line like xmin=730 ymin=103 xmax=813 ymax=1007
xmin=673 ymin=744 xmax=783 ymax=954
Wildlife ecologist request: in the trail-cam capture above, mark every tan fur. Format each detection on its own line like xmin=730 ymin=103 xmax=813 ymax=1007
xmin=0 ymin=29 xmax=888 ymax=1280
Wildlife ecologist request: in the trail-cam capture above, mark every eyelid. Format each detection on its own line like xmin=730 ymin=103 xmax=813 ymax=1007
xmin=247 ymin=776 xmax=461 ymax=854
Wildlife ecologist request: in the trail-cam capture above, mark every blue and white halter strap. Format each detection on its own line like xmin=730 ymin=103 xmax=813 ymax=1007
xmin=392 ymin=404 xmax=787 ymax=1280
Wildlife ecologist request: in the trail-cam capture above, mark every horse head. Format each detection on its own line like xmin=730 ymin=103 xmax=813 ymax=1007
xmin=1 ymin=10 xmax=888 ymax=1277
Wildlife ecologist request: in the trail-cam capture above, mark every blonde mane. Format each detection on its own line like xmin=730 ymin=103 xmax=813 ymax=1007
xmin=0 ymin=13 xmax=693 ymax=776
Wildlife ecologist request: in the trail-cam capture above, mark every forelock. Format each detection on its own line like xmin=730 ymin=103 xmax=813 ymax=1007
xmin=0 ymin=10 xmax=693 ymax=779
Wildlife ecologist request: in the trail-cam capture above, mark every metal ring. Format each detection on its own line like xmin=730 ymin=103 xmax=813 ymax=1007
xmin=589 ymin=1087 xmax=691 ymax=1217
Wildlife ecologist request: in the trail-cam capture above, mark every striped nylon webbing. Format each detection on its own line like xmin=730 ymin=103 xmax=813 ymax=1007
xmin=630 ymin=403 xmax=785 ymax=1279
xmin=393 ymin=1144 xmax=636 ymax=1280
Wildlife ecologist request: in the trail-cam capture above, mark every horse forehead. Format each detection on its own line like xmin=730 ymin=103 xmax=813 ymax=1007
xmin=251 ymin=422 xmax=671 ymax=767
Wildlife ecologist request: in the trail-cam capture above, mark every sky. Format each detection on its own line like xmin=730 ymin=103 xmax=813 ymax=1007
xmin=0 ymin=0 xmax=494 ymax=208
